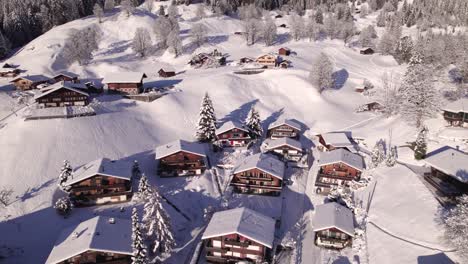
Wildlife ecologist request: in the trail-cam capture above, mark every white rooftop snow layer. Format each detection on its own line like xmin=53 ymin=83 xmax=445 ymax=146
xmin=155 ymin=139 xmax=206 ymax=159
xmin=34 ymin=81 xmax=89 ymax=100
xmin=313 ymin=202 xmax=355 ymax=237
xmin=102 ymin=72 xmax=146 ymax=83
xmin=66 ymin=158 xmax=132 ymax=185
xmin=424 ymin=147 xmax=468 ymax=183
xmin=233 ymin=153 xmax=285 ymax=179
xmin=216 ymin=120 xmax=250 ymax=135
xmin=442 ymin=98 xmax=468 ymax=113
xmin=267 ymin=119 xmax=301 ymax=130
xmin=202 ymin=207 xmax=276 ymax=248
xmin=45 ymin=216 xmax=132 ymax=264
xmin=53 ymin=71 xmax=79 ymax=79
xmin=264 ymin=137 xmax=303 ymax=151
xmin=318 ymin=149 xmax=364 ymax=171
xmin=321 ymin=132 xmax=353 ymax=147
xmin=10 ymin=74 xmax=50 ymax=83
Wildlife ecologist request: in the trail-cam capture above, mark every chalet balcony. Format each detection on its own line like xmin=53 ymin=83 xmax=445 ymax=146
xmin=237 ymin=175 xmax=273 ymax=181
xmin=443 ymin=113 xmax=463 ymax=122
xmin=205 ymin=246 xmax=228 ymax=254
xmin=205 ymin=255 xmax=228 ymax=263
xmin=230 ymin=181 xmax=281 ymax=190
xmin=224 ymin=239 xmax=250 ymax=247
xmin=316 ymin=173 xmax=357 ymax=182
xmin=70 ymin=183 xmax=130 ymax=192
xmin=70 ymin=190 xmax=132 ymax=202
xmin=316 ymin=236 xmax=351 ymax=249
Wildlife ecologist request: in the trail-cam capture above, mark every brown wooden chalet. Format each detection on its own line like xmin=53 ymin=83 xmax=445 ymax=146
xmin=216 ymin=121 xmax=252 ymax=147
xmin=155 ymin=139 xmax=207 ymax=177
xmin=158 ymin=68 xmax=176 ymax=78
xmin=0 ymin=67 xmax=20 ymax=77
xmin=35 ymin=82 xmax=89 ymax=108
xmin=65 ymin=158 xmax=133 ymax=206
xmin=267 ymin=119 xmax=301 ymax=139
xmin=102 ymin=72 xmax=147 ymax=95
xmin=264 ymin=137 xmax=304 ymax=162
xmin=52 ymin=71 xmax=80 ymax=83
xmin=278 ymin=47 xmax=291 ymax=56
xmin=424 ymin=147 xmax=468 ymax=203
xmin=313 ymin=202 xmax=354 ymax=249
xmin=442 ymin=98 xmax=467 ymax=127
xmin=10 ymin=75 xmax=51 ymax=90
xmin=45 ymin=216 xmax=132 ymax=264
xmin=256 ymin=54 xmax=278 ymax=68
xmin=315 ymin=149 xmax=364 ymax=193
xmin=231 ymin=153 xmax=285 ymax=196
xmin=202 ymin=207 xmax=275 ymax=263
xmin=360 ymin=48 xmax=374 ymax=55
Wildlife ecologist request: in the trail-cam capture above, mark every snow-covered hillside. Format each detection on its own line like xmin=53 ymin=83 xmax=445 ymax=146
xmin=0 ymin=2 xmax=465 ymax=264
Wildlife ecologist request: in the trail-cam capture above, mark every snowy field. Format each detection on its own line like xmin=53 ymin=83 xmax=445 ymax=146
xmin=0 ymin=2 xmax=466 ymax=264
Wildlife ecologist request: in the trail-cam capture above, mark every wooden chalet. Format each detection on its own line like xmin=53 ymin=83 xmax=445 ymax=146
xmin=155 ymin=139 xmax=207 ymax=177
xmin=45 ymin=216 xmax=132 ymax=264
xmin=216 ymin=121 xmax=252 ymax=147
xmin=35 ymin=82 xmax=89 ymax=108
xmin=66 ymin=158 xmax=133 ymax=206
xmin=158 ymin=68 xmax=176 ymax=78
xmin=267 ymin=119 xmax=301 ymax=139
xmin=190 ymin=53 xmax=226 ymax=68
xmin=231 ymin=153 xmax=285 ymax=196
xmin=102 ymin=72 xmax=147 ymax=95
xmin=313 ymin=202 xmax=354 ymax=249
xmin=0 ymin=67 xmax=20 ymax=77
xmin=239 ymin=57 xmax=255 ymax=64
xmin=316 ymin=132 xmax=358 ymax=153
xmin=315 ymin=149 xmax=364 ymax=193
xmin=442 ymin=98 xmax=468 ymax=127
xmin=10 ymin=75 xmax=51 ymax=90
xmin=52 ymin=71 xmax=80 ymax=83
xmin=264 ymin=137 xmax=304 ymax=162
xmin=424 ymin=147 xmax=468 ymax=202
xmin=255 ymin=54 xmax=278 ymax=68
xmin=360 ymin=48 xmax=374 ymax=55
xmin=278 ymin=47 xmax=291 ymax=56
xmin=279 ymin=60 xmax=290 ymax=68
xmin=202 ymin=207 xmax=275 ymax=264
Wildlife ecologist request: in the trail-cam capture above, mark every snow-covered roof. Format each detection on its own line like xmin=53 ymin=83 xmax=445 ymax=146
xmin=155 ymin=139 xmax=206 ymax=159
xmin=0 ymin=68 xmax=19 ymax=73
xmin=102 ymin=72 xmax=147 ymax=84
xmin=53 ymin=71 xmax=79 ymax=79
xmin=233 ymin=153 xmax=285 ymax=180
xmin=216 ymin=121 xmax=250 ymax=135
xmin=313 ymin=202 xmax=354 ymax=237
xmin=267 ymin=119 xmax=301 ymax=131
xmin=319 ymin=149 xmax=364 ymax=171
xmin=45 ymin=216 xmax=132 ymax=264
xmin=264 ymin=137 xmax=303 ymax=151
xmin=320 ymin=132 xmax=353 ymax=147
xmin=10 ymin=74 xmax=50 ymax=83
xmin=442 ymin=98 xmax=468 ymax=113
xmin=202 ymin=207 xmax=276 ymax=248
xmin=34 ymin=82 xmax=89 ymax=100
xmin=66 ymin=158 xmax=132 ymax=186
xmin=424 ymin=147 xmax=468 ymax=183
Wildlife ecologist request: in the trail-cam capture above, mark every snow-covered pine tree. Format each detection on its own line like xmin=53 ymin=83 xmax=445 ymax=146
xmin=315 ymin=8 xmax=323 ymax=24
xmin=158 ymin=5 xmax=165 ymax=16
xmin=395 ymin=36 xmax=413 ymax=64
xmin=309 ymin=52 xmax=334 ymax=93
xmin=54 ymin=197 xmax=72 ymax=215
xmin=132 ymin=160 xmax=141 ymax=176
xmin=443 ymin=194 xmax=468 ymax=259
xmin=195 ymin=93 xmax=217 ymax=142
xmin=289 ymin=13 xmax=305 ymax=41
xmin=132 ymin=208 xmax=147 ymax=264
xmin=243 ymin=19 xmax=262 ymax=45
xmin=0 ymin=31 xmax=11 ymax=59
xmin=371 ymin=140 xmax=385 ymax=167
xmin=93 ymin=3 xmax=104 ymax=23
xmin=262 ymin=16 xmax=277 ymax=46
xmin=191 ymin=23 xmax=208 ymax=47
xmin=304 ymin=16 xmax=317 ymax=42
xmin=414 ymin=127 xmax=427 ymax=160
xmin=245 ymin=106 xmax=263 ymax=138
xmin=142 ymin=187 xmax=175 ymax=254
xmin=167 ymin=29 xmax=183 ymax=57
xmin=58 ymin=160 xmax=73 ymax=192
xmin=137 ymin=173 xmax=152 ymax=200
xmin=386 ymin=146 xmax=397 ymax=167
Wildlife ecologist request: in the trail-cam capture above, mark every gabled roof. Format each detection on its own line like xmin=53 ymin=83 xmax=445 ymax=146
xmin=45 ymin=216 xmax=132 ymax=264
xmin=442 ymin=98 xmax=468 ymax=113
xmin=320 ymin=132 xmax=353 ymax=147
xmin=319 ymin=149 xmax=364 ymax=171
xmin=155 ymin=139 xmax=206 ymax=159
xmin=53 ymin=71 xmax=79 ymax=79
xmin=202 ymin=207 xmax=276 ymax=248
xmin=216 ymin=121 xmax=250 ymax=135
xmin=264 ymin=137 xmax=303 ymax=151
xmin=279 ymin=47 xmax=290 ymax=51
xmin=66 ymin=158 xmax=132 ymax=186
xmin=10 ymin=74 xmax=50 ymax=83
xmin=102 ymin=72 xmax=147 ymax=84
xmin=267 ymin=119 xmax=301 ymax=131
xmin=233 ymin=153 xmax=285 ymax=180
xmin=256 ymin=54 xmax=277 ymax=60
xmin=34 ymin=81 xmax=89 ymax=100
xmin=424 ymin=147 xmax=468 ymax=183
xmin=313 ymin=202 xmax=354 ymax=237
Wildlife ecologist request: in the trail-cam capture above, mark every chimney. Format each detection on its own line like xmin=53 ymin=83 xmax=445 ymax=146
xmin=108 ymin=218 xmax=115 ymax=224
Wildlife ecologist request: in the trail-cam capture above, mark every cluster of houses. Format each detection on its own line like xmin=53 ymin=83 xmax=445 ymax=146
xmin=242 ymin=47 xmax=292 ymax=69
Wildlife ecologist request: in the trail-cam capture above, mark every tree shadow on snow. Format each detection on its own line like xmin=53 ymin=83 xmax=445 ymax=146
xmin=417 ymin=253 xmax=455 ymax=264
xmin=332 ymin=256 xmax=352 ymax=264
xmin=15 ymin=179 xmax=55 ymax=203
xmin=332 ymin=68 xmax=349 ymax=90
xmin=218 ymin=99 xmax=259 ymax=124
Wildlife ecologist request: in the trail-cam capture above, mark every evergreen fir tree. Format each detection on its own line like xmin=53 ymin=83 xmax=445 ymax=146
xmin=58 ymin=160 xmax=73 ymax=192
xmin=195 ymin=93 xmax=217 ymax=142
xmin=0 ymin=31 xmax=11 ymax=59
xmin=414 ymin=127 xmax=427 ymax=160
xmin=245 ymin=106 xmax=263 ymax=138
xmin=132 ymin=208 xmax=147 ymax=264
xmin=443 ymin=194 xmax=468 ymax=259
xmin=386 ymin=146 xmax=397 ymax=167
xmin=138 ymin=173 xmax=152 ymax=199
xmin=142 ymin=187 xmax=175 ymax=254
xmin=132 ymin=160 xmax=141 ymax=176
xmin=371 ymin=140 xmax=386 ymax=167
xmin=54 ymin=197 xmax=72 ymax=215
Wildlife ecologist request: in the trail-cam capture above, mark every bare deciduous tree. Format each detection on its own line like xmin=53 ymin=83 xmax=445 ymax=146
xmin=93 ymin=4 xmax=104 ymax=23
xmin=262 ymin=17 xmax=277 ymax=46
xmin=132 ymin=27 xmax=152 ymax=57
xmin=191 ymin=23 xmax=208 ymax=47
xmin=243 ymin=19 xmax=262 ymax=45
xmin=0 ymin=187 xmax=13 ymax=207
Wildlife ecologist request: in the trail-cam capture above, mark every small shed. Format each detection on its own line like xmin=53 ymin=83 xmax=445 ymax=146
xmin=278 ymin=47 xmax=291 ymax=56
xmin=158 ymin=68 xmax=176 ymax=78
xmin=275 ymin=14 xmax=283 ymax=19
xmin=360 ymin=48 xmax=374 ymax=55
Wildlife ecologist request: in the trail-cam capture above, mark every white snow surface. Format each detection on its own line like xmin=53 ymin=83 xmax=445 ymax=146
xmin=424 ymin=147 xmax=468 ymax=183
